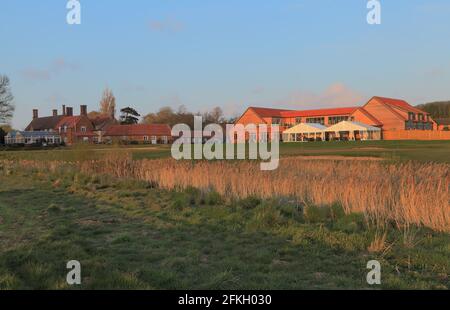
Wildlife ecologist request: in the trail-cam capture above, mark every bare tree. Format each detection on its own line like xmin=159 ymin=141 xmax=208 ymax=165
xmin=100 ymin=88 xmax=116 ymax=119
xmin=203 ymin=106 xmax=224 ymax=124
xmin=0 ymin=75 xmax=14 ymax=124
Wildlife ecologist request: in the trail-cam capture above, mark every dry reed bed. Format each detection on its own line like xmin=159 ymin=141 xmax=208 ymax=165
xmin=2 ymin=156 xmax=449 ymax=232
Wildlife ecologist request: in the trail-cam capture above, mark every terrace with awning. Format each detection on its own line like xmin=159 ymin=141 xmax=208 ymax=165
xmin=282 ymin=123 xmax=327 ymax=142
xmin=324 ymin=121 xmax=381 ymax=141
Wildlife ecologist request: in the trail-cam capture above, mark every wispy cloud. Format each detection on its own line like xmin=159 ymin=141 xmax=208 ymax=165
xmin=21 ymin=58 xmax=79 ymax=81
xmin=277 ymin=83 xmax=364 ymax=109
xmin=149 ymin=17 xmax=185 ymax=33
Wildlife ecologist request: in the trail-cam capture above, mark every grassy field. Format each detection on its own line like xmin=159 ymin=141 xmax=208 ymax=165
xmin=1 ymin=140 xmax=450 ymax=163
xmin=0 ymin=141 xmax=449 ymax=289
xmin=0 ymin=169 xmax=448 ymax=289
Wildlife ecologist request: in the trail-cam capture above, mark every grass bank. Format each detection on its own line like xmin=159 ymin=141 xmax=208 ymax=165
xmin=0 ymin=164 xmax=448 ymax=289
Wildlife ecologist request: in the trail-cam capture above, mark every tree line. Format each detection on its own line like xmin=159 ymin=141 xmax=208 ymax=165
xmin=89 ymin=88 xmax=236 ymax=127
xmin=416 ymin=101 xmax=450 ymax=120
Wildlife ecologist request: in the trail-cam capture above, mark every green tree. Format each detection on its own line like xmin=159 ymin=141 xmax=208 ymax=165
xmin=0 ymin=75 xmax=14 ymax=124
xmin=120 ymin=107 xmax=140 ymax=124
xmin=416 ymin=101 xmax=450 ymax=119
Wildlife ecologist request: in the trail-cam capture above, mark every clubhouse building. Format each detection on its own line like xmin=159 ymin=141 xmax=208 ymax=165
xmin=235 ymin=96 xmax=450 ymax=141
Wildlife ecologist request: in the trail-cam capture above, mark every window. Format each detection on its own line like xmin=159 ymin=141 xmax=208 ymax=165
xmin=405 ymin=120 xmax=414 ymax=130
xmin=306 ymin=117 xmax=325 ymax=125
xmin=272 ymin=118 xmax=281 ymax=125
xmin=328 ymin=116 xmax=349 ymax=125
xmin=418 ymin=114 xmax=424 ymax=121
xmin=408 ymin=112 xmax=415 ymax=121
xmin=295 ymin=117 xmax=302 ymax=124
xmin=81 ymin=126 xmax=87 ymax=132
xmin=144 ymin=136 xmax=149 ymax=141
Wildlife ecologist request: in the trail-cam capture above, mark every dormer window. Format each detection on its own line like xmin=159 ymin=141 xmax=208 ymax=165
xmin=81 ymin=126 xmax=87 ymax=132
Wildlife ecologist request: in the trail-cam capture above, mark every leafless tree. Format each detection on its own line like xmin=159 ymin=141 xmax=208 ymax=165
xmin=0 ymin=75 xmax=14 ymax=124
xmin=100 ymin=88 xmax=116 ymax=119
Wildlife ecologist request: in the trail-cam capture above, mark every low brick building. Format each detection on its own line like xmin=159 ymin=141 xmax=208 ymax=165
xmin=103 ymin=124 xmax=172 ymax=144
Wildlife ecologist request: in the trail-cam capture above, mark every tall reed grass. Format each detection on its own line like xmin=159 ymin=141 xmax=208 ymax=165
xmin=3 ymin=153 xmax=449 ymax=232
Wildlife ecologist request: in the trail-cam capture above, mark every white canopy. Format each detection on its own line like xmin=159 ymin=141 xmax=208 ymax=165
xmin=283 ymin=123 xmax=327 ymax=142
xmin=324 ymin=121 xmax=381 ymax=133
xmin=283 ymin=123 xmax=327 ymax=134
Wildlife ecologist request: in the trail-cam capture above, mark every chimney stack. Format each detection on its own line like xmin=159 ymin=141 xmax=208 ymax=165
xmin=33 ymin=109 xmax=39 ymax=119
xmin=66 ymin=107 xmax=73 ymax=116
xmin=62 ymin=105 xmax=66 ymax=116
xmin=53 ymin=109 xmax=58 ymax=117
xmin=80 ymin=105 xmax=87 ymax=116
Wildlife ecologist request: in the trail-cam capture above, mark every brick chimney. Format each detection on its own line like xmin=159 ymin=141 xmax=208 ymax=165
xmin=33 ymin=109 xmax=39 ymax=119
xmin=80 ymin=105 xmax=87 ymax=116
xmin=53 ymin=109 xmax=58 ymax=117
xmin=62 ymin=105 xmax=66 ymax=116
xmin=66 ymin=107 xmax=73 ymax=116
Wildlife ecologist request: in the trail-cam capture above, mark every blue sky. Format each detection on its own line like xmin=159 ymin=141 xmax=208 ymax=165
xmin=1 ymin=0 xmax=450 ymax=129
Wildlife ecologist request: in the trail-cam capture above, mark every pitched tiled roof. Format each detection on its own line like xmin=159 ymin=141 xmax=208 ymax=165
xmin=90 ymin=116 xmax=118 ymax=131
xmin=56 ymin=116 xmax=83 ymax=129
xmin=25 ymin=116 xmax=64 ymax=131
xmin=249 ymin=107 xmax=292 ymax=118
xmin=280 ymin=107 xmax=359 ymax=118
xmin=248 ymin=106 xmax=360 ymax=119
xmin=104 ymin=124 xmax=171 ymax=136
xmin=373 ymin=96 xmax=427 ymax=114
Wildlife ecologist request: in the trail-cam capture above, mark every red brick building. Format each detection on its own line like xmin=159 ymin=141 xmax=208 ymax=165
xmin=103 ymin=124 xmax=172 ymax=144
xmin=235 ymin=96 xmax=447 ymax=141
xmin=25 ymin=105 xmax=96 ymax=144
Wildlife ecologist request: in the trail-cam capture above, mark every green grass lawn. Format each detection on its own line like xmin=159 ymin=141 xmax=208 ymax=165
xmin=2 ymin=140 xmax=449 ymax=163
xmin=0 ymin=169 xmax=448 ymax=289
